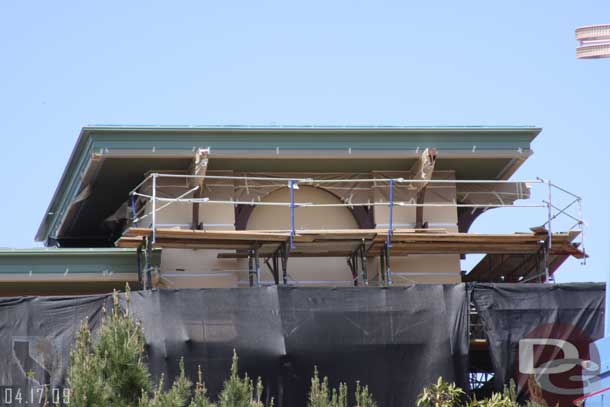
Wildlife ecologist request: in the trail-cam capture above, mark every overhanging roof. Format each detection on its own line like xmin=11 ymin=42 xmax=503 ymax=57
xmin=0 ymin=247 xmax=163 ymax=296
xmin=37 ymin=125 xmax=541 ymax=244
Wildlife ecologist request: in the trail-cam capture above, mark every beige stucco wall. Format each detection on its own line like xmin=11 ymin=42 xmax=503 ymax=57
xmin=372 ymin=170 xmax=461 ymax=284
xmin=245 ymin=186 xmax=359 ymax=285
xmin=139 ymin=171 xmax=461 ymax=287
xmin=140 ymin=172 xmax=242 ymax=288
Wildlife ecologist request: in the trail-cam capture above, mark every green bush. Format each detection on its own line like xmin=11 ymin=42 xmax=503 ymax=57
xmin=68 ymin=286 xmax=381 ymax=407
xmin=189 ymin=366 xmax=216 ymax=407
xmin=69 ymin=286 xmax=150 ymax=407
xmin=307 ymin=368 xmax=377 ymax=407
xmin=68 ymin=287 xmax=270 ymax=407
xmin=416 ymin=377 xmax=465 ymax=407
xmin=417 ymin=378 xmax=548 ymax=407
xmin=218 ymin=351 xmax=269 ymax=407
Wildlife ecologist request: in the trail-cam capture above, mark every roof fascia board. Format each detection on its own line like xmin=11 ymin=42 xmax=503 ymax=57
xmin=92 ymin=148 xmax=532 ymax=160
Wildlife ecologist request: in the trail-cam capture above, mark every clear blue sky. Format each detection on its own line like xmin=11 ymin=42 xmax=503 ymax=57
xmin=0 ymin=1 xmax=608 ymax=282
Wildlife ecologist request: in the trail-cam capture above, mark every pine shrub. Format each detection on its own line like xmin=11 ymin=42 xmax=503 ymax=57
xmin=188 ymin=366 xmax=216 ymax=407
xmin=69 ymin=286 xmax=150 ymax=407
xmin=308 ymin=368 xmax=375 ymax=407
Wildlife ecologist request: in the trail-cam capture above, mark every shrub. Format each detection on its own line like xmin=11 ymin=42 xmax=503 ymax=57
xmin=417 ymin=378 xmax=549 ymax=407
xmin=139 ymin=359 xmax=192 ymax=407
xmin=69 ymin=286 xmax=150 ymax=407
xmin=69 ymin=286 xmax=384 ymax=407
xmin=417 ymin=377 xmax=465 ymax=407
xmin=189 ymin=366 xmax=216 ymax=407
xmin=218 ymin=351 xmax=269 ymax=407
xmin=308 ymin=368 xmax=377 ymax=407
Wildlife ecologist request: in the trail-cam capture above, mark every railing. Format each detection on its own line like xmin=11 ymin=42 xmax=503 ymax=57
xmin=127 ymin=173 xmax=586 ymax=268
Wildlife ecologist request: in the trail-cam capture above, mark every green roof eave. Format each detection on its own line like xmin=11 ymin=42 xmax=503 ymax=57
xmin=0 ymin=247 xmax=138 ymax=256
xmin=0 ymin=247 xmax=160 ymax=276
xmin=35 ymin=125 xmax=541 ymax=243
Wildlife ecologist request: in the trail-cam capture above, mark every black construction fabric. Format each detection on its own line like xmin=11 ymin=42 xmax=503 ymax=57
xmin=0 ymin=286 xmax=469 ymax=407
xmin=471 ymin=283 xmax=605 ymax=391
xmin=0 ymin=295 xmax=108 ymax=389
xmin=273 ymin=285 xmax=469 ymax=407
xmin=127 ymin=288 xmax=285 ymax=406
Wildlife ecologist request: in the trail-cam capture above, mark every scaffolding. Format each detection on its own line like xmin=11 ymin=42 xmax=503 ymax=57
xmin=119 ymin=172 xmax=586 ymax=289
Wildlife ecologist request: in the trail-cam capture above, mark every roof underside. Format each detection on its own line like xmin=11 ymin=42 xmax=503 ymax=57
xmin=37 ymin=126 xmax=541 ymax=245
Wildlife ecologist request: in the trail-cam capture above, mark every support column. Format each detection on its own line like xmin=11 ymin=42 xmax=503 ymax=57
xmin=415 ymin=187 xmax=428 ymax=229
xmin=143 ymin=236 xmax=153 ymax=290
xmin=136 ymin=244 xmax=143 ymax=290
xmin=272 ymin=251 xmax=280 ymax=285
xmin=280 ymin=242 xmax=289 ymax=286
xmin=384 ymin=243 xmax=393 ymax=286
xmin=248 ymin=249 xmax=255 ymax=287
xmin=359 ymin=241 xmax=368 ymax=286
xmin=379 ymin=249 xmax=386 ymax=286
xmin=254 ymin=246 xmax=261 ymax=287
xmin=348 ymin=254 xmax=358 ymax=286
xmin=190 ymin=148 xmax=209 ymax=230
xmin=266 ymin=249 xmax=280 ymax=285
xmin=409 ymin=148 xmax=437 ymax=229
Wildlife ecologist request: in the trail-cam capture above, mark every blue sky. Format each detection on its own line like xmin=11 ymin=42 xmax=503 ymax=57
xmin=0 ymin=1 xmax=608 ymax=282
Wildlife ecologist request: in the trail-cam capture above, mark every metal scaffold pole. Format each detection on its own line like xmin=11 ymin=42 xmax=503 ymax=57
xmin=152 ymin=173 xmax=157 ymax=244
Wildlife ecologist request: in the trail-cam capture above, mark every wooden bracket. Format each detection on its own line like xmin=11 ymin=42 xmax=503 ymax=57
xmin=409 ymin=148 xmax=437 ymax=229
xmin=190 ymin=148 xmax=209 ymax=230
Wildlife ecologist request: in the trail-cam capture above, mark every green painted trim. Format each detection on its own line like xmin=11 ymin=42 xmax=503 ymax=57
xmin=0 ymin=248 xmax=138 ymax=256
xmin=0 ymin=248 xmax=160 ymax=276
xmin=36 ymin=125 xmax=541 ymax=242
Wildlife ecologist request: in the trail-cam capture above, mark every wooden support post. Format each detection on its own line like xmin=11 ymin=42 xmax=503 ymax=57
xmin=190 ymin=148 xmax=209 ymax=230
xmin=384 ymin=243 xmax=393 ymax=286
xmin=144 ymin=236 xmax=153 ymax=290
xmin=543 ymin=239 xmax=551 ymax=283
xmin=248 ymin=249 xmax=254 ymax=287
xmin=359 ymin=242 xmax=368 ymax=286
xmin=267 ymin=249 xmax=280 ymax=285
xmin=136 ymin=244 xmax=143 ymax=290
xmin=379 ymin=249 xmax=386 ymax=286
xmin=409 ymin=148 xmax=437 ymax=229
xmin=281 ymin=242 xmax=289 ymax=286
xmin=192 ymin=188 xmax=202 ymax=230
xmin=415 ymin=187 xmax=428 ymax=229
xmin=254 ymin=246 xmax=261 ymax=287
xmin=348 ymin=255 xmax=358 ymax=286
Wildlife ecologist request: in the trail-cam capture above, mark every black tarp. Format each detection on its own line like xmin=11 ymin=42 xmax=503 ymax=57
xmin=471 ymin=283 xmax=605 ymax=404
xmin=0 ymin=286 xmax=469 ymax=407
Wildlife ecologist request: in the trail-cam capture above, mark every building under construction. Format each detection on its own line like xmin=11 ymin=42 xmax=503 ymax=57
xmin=0 ymin=126 xmax=600 ymax=407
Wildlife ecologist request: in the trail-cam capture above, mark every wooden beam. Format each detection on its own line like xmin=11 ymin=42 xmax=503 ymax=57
xmin=409 ymin=148 xmax=437 ymax=228
xmin=190 ymin=148 xmax=209 ymax=229
xmin=116 ymin=227 xmax=584 ymax=262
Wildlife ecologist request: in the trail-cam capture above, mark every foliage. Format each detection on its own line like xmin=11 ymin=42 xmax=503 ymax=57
xmin=308 ymin=368 xmax=377 ymax=407
xmin=417 ymin=378 xmax=550 ymax=407
xmin=308 ymin=367 xmax=346 ymax=407
xmin=354 ymin=381 xmax=377 ymax=407
xmin=69 ymin=286 xmax=209 ymax=407
xmin=217 ymin=350 xmax=270 ymax=407
xmin=417 ymin=377 xmax=465 ymax=407
xmin=69 ymin=286 xmax=150 ymax=407
xmin=189 ymin=366 xmax=216 ymax=407
xmin=69 ymin=285 xmax=385 ymax=407
xmin=139 ymin=359 xmax=192 ymax=407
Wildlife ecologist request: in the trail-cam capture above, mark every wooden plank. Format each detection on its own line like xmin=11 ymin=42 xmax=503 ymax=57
xmin=118 ymin=227 xmax=583 ymax=260
xmin=116 ymin=236 xmax=144 ymax=248
xmin=125 ymin=227 xmax=299 ymax=242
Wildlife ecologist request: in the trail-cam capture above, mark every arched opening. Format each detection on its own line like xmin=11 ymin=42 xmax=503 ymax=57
xmin=246 ymin=186 xmax=359 ymax=231
xmin=246 ymin=186 xmax=360 ymax=285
